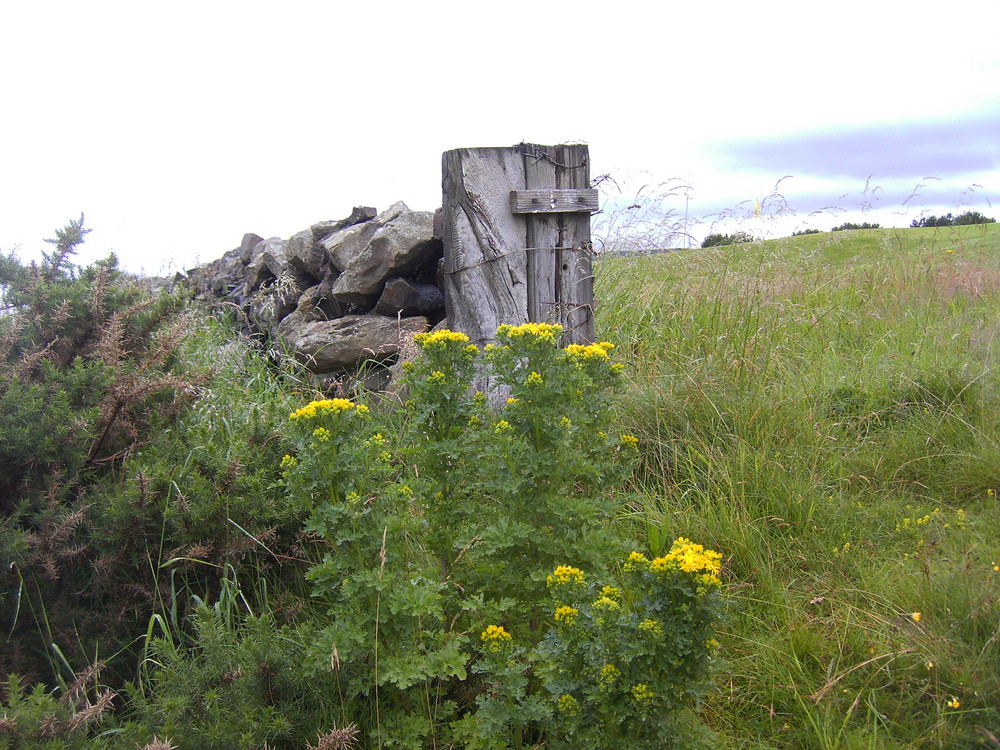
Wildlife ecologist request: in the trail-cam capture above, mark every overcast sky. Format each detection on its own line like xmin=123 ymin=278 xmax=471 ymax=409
xmin=2 ymin=1 xmax=998 ymax=273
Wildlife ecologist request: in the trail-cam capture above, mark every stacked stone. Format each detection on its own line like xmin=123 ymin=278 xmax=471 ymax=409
xmin=184 ymin=202 xmax=446 ymax=376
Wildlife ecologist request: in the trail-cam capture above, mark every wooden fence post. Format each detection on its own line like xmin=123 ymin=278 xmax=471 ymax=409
xmin=441 ymin=143 xmax=597 ymax=347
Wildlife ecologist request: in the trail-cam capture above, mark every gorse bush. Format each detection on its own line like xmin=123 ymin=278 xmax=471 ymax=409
xmin=0 ymin=217 xmax=197 ymax=683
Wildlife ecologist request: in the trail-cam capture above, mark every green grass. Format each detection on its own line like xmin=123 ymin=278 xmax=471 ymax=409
xmin=596 ymin=224 xmax=1000 ymax=748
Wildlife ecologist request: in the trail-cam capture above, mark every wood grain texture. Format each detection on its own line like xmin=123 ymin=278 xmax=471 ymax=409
xmin=510 ymin=189 xmax=599 ymax=214
xmin=441 ymin=147 xmax=528 ymax=347
xmin=520 ymin=144 xmax=594 ymax=344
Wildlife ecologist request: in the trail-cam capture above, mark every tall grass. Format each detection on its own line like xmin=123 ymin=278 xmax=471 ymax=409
xmin=596 ymin=224 xmax=1000 ymax=748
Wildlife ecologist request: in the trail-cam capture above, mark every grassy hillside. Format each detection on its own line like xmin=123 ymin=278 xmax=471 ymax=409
xmin=2 ymin=220 xmax=997 ymax=749
xmin=596 ymin=223 xmax=1000 ymax=748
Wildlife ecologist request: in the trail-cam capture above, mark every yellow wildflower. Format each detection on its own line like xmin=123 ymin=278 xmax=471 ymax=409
xmin=598 ymin=663 xmax=620 ymax=689
xmin=414 ymin=329 xmax=470 ymax=348
xmin=280 ymin=454 xmax=298 ymax=469
xmin=547 ymin=565 xmax=585 ymax=587
xmin=630 ymin=683 xmax=655 ymax=707
xmin=592 ymin=596 xmax=620 ymax=612
xmin=480 ymin=625 xmax=512 ymax=653
xmin=554 ymin=605 xmax=579 ymax=625
xmin=600 ymin=585 xmax=620 ymax=599
xmin=638 ymin=619 xmax=664 ymax=636
xmin=526 ymin=371 xmax=544 ymax=386
xmin=564 ymin=341 xmax=615 ymax=360
xmin=620 ymin=433 xmax=639 ymax=448
xmin=911 ymin=612 xmax=922 ymax=622
xmin=427 ymin=370 xmax=446 ymax=384
xmin=312 ymin=427 xmax=331 ymax=442
xmin=497 ymin=322 xmax=563 ymax=343
xmin=946 ymin=697 xmax=960 ymax=709
xmin=494 ymin=420 xmax=513 ymax=434
xmin=624 ymin=551 xmax=650 ymax=571
xmin=290 ymin=398 xmax=362 ymax=421
xmin=556 ymin=694 xmax=579 ymax=715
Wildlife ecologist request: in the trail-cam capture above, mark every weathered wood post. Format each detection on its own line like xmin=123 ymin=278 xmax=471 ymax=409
xmin=441 ymin=143 xmax=597 ymax=347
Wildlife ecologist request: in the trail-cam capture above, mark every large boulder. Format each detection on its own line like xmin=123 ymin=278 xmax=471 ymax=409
xmin=324 ymin=202 xmax=440 ymax=306
xmin=279 ymin=313 xmax=429 ymax=373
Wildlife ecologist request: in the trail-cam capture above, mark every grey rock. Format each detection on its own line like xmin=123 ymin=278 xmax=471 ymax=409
xmin=312 ymin=206 xmax=378 ymax=243
xmin=239 ymin=233 xmax=265 ymax=264
xmin=322 ymin=202 xmax=408 ymax=272
xmin=244 ymin=237 xmax=286 ymax=295
xmin=280 ymin=313 xmax=430 ymax=373
xmin=286 ymin=229 xmax=326 ymax=279
xmin=327 ymin=202 xmax=439 ymax=305
xmin=374 ymin=277 xmax=445 ymax=316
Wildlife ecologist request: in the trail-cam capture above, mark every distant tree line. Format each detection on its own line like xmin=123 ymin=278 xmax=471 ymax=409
xmin=831 ymin=222 xmax=881 ymax=231
xmin=910 ymin=211 xmax=996 ymax=228
xmin=701 ymin=231 xmax=756 ymax=248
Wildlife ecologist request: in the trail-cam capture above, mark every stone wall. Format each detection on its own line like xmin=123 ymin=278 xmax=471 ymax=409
xmin=182 ymin=202 xmax=446 ymax=384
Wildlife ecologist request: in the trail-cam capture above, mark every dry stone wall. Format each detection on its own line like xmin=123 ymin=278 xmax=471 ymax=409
xmin=182 ymin=202 xmax=447 ymax=382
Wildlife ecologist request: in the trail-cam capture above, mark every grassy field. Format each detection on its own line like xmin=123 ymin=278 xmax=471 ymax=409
xmin=595 ymin=223 xmax=1000 ymax=748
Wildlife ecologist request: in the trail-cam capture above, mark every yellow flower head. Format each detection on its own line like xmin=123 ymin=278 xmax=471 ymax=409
xmin=638 ymin=618 xmax=664 ymax=636
xmin=910 ymin=612 xmax=922 ymax=622
xmin=290 ymin=398 xmax=365 ymax=421
xmin=494 ymin=420 xmax=513 ymax=434
xmin=414 ymin=329 xmax=471 ymax=348
xmin=946 ymin=697 xmax=960 ymax=709
xmin=620 ymin=433 xmax=639 ymax=449
xmin=312 ymin=427 xmax=331 ymax=442
xmin=546 ymin=565 xmax=585 ymax=587
xmin=496 ymin=322 xmax=563 ymax=344
xmin=598 ymin=663 xmax=620 ymax=689
xmin=554 ymin=605 xmax=579 ymax=625
xmin=556 ymin=694 xmax=579 ymax=715
xmin=592 ymin=595 xmax=620 ymax=612
xmin=624 ymin=551 xmax=650 ymax=571
xmin=564 ymin=341 xmax=615 ymax=361
xmin=280 ymin=454 xmax=298 ymax=470
xmin=630 ymin=683 xmax=655 ymax=707
xmin=525 ymin=371 xmax=544 ymax=387
xmin=480 ymin=625 xmax=512 ymax=653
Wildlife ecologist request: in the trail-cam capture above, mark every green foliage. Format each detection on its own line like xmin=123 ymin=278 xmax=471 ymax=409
xmin=0 ymin=217 xmax=197 ymax=683
xmin=790 ymin=228 xmax=820 ymax=236
xmin=115 ymin=604 xmax=347 ymax=750
xmin=831 ymin=221 xmax=881 ymax=231
xmin=701 ymin=231 xmax=755 ymax=248
xmin=277 ymin=323 xmax=723 ymax=748
xmin=911 ymin=210 xmax=995 ymax=227
xmin=0 ymin=669 xmax=115 ymax=749
xmin=595 ymin=228 xmax=1000 ymax=747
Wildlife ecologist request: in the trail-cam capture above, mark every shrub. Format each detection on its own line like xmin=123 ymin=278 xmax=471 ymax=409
xmin=275 ymin=324 xmax=725 ymax=748
xmin=0 ymin=217 xmax=196 ymax=682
